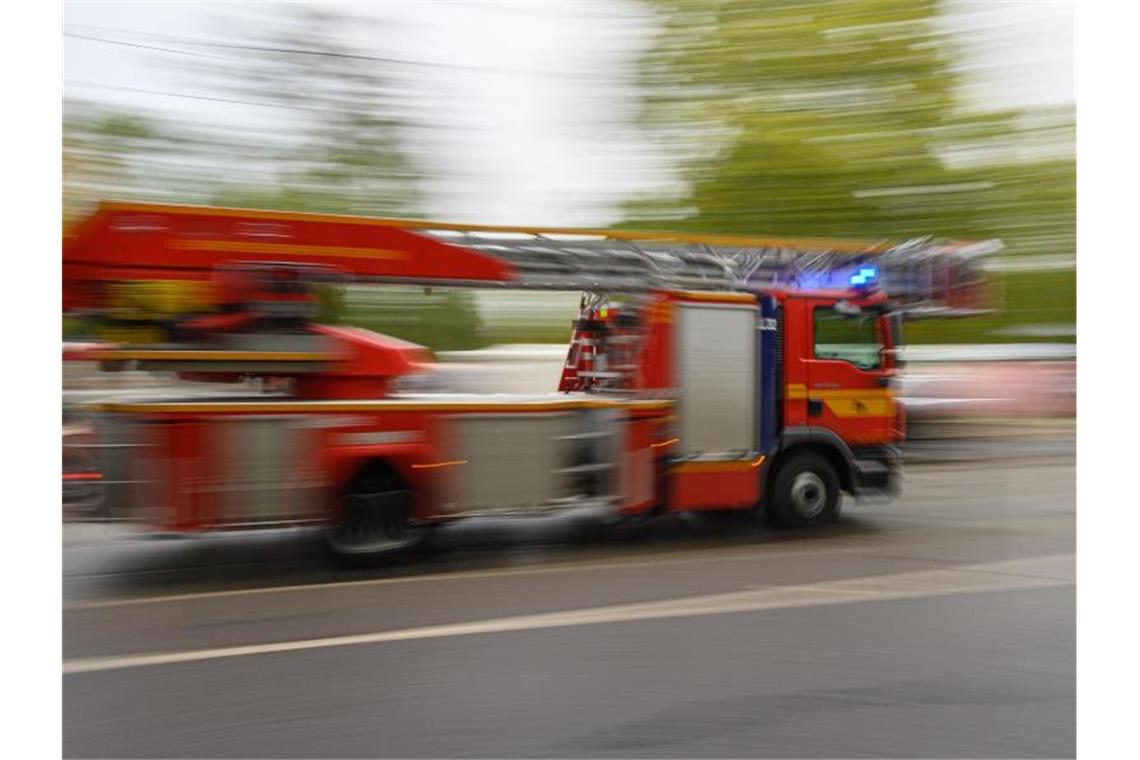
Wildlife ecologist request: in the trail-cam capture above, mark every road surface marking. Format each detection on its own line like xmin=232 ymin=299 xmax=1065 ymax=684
xmin=64 ymin=541 xmax=880 ymax=612
xmin=63 ymin=554 xmax=1072 ymax=675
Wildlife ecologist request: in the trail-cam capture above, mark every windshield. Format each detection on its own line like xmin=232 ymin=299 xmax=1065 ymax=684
xmin=813 ymin=306 xmax=883 ymax=370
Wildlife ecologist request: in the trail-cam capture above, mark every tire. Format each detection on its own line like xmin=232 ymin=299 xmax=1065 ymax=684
xmin=766 ymin=451 xmax=841 ymax=528
xmin=326 ymin=470 xmax=427 ymax=565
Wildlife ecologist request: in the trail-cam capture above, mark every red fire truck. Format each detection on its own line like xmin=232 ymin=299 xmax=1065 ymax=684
xmin=63 ymin=202 xmax=999 ymax=559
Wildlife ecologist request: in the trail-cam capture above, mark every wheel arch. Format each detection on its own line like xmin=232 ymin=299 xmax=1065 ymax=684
xmin=341 ymin=456 xmax=409 ymax=494
xmin=768 ymin=428 xmax=857 ymax=494
xmin=327 ymin=455 xmax=423 ymax=563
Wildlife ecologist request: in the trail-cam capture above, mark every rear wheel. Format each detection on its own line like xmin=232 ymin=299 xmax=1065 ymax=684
xmin=327 ymin=469 xmax=427 ymax=564
xmin=767 ymin=452 xmax=841 ymax=528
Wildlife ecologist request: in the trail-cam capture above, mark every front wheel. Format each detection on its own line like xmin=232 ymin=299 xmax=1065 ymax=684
xmin=326 ymin=474 xmax=427 ymax=565
xmin=767 ymin=452 xmax=841 ymax=528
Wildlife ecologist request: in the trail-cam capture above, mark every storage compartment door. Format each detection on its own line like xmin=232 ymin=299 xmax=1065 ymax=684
xmin=675 ymin=303 xmax=757 ymax=457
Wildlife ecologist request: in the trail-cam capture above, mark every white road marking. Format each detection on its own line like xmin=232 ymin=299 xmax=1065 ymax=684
xmin=63 ymin=554 xmax=1072 ymax=675
xmin=63 ymin=541 xmax=880 ymax=612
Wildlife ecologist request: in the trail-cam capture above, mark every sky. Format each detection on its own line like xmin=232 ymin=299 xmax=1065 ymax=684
xmin=941 ymin=0 xmax=1074 ymax=111
xmin=63 ymin=0 xmax=1075 ymax=226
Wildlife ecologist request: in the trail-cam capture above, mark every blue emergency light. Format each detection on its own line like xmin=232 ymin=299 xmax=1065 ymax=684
xmin=849 ymin=266 xmax=879 ymax=287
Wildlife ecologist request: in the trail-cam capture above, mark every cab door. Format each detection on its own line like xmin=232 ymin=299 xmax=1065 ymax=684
xmin=804 ymin=301 xmax=896 ymax=446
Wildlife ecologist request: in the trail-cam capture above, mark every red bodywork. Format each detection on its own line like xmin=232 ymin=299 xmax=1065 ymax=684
xmin=63 ymin=202 xmax=517 ymax=313
xmin=64 ymin=202 xmax=913 ymax=533
xmin=776 ymin=288 xmax=900 ymax=448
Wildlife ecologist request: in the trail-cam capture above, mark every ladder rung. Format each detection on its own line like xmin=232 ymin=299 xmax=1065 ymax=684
xmin=553 ymin=463 xmax=615 ymax=475
xmin=555 ymin=431 xmax=616 ymax=441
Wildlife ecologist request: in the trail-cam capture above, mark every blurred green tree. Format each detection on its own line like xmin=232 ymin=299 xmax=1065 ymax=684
xmin=624 ymin=0 xmax=1074 ymax=342
xmin=334 ymin=286 xmax=485 ymax=351
xmin=63 ymin=102 xmax=173 ymax=224
xmin=191 ymin=5 xmax=423 ymax=218
xmin=187 ymin=6 xmax=431 ymax=330
xmin=625 ymin=0 xmax=1073 ymax=251
xmin=64 ymin=6 xmax=465 ymax=342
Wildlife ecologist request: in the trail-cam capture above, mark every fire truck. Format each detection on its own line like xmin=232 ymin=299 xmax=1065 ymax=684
xmin=63 ymin=201 xmax=999 ymax=559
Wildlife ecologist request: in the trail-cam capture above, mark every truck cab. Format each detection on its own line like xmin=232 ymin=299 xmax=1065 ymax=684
xmin=64 ymin=202 xmax=994 ymax=559
xmin=560 ymin=282 xmax=903 ymax=528
xmin=774 ymin=287 xmax=903 ymax=509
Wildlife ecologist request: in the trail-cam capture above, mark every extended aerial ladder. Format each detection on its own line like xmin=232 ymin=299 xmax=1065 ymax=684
xmin=65 ymin=201 xmax=999 ymax=327
xmin=64 ymin=201 xmax=1000 ymax=398
xmin=66 ymin=202 xmax=998 ymax=298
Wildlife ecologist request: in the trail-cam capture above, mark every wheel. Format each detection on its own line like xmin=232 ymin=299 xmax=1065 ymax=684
xmin=767 ymin=452 xmax=841 ymax=528
xmin=326 ymin=470 xmax=427 ymax=565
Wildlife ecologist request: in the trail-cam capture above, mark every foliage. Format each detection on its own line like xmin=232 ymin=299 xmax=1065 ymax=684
xmin=193 ymin=5 xmax=422 ymax=217
xmin=62 ymin=1 xmax=1075 ymax=347
xmin=64 ymin=6 xmax=423 ymax=221
xmin=624 ymin=0 xmax=1075 ymax=338
xmin=63 ymin=102 xmax=177 ymax=224
xmin=628 ymin=1 xmax=1071 ymax=235
xmin=905 ymin=269 xmax=1075 ymax=344
xmin=337 ymin=287 xmax=485 ymax=351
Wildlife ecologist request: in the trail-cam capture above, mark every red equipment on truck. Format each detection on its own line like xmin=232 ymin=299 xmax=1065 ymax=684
xmin=63 ymin=201 xmax=999 ymax=558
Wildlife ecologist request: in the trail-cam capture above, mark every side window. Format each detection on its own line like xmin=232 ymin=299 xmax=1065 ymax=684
xmin=813 ymin=307 xmax=882 ymax=370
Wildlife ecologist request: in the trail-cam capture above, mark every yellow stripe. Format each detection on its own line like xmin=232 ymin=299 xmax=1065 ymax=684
xmin=98 ymin=201 xmax=897 ymax=253
xmin=411 ymin=460 xmax=467 ymax=469
xmin=671 ymin=455 xmax=765 ymax=474
xmin=823 ymin=398 xmax=895 ymax=417
xmin=813 ymin=388 xmax=895 ymax=399
xmin=786 ymin=387 xmax=895 ymax=400
xmin=786 ymin=383 xmax=809 ymax=399
xmin=783 ymin=385 xmax=896 ymax=417
xmin=670 ymin=291 xmax=757 ymax=305
xmin=169 ymin=239 xmax=407 ymax=260
xmin=91 ymin=350 xmax=336 ymax=362
xmin=92 ymin=399 xmax=677 ymax=415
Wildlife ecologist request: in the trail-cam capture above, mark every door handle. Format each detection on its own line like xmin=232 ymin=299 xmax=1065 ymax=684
xmin=807 ymin=398 xmax=823 ymax=417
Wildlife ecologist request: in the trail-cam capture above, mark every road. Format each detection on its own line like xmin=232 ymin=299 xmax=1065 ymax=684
xmin=63 ymin=452 xmax=1074 ymax=758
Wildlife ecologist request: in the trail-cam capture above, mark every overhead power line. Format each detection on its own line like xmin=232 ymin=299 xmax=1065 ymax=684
xmin=64 ymin=31 xmax=239 ymax=62
xmin=63 ymin=26 xmax=613 ymax=81
xmin=64 ymin=79 xmax=320 ymax=112
xmin=63 ymin=80 xmax=522 ymax=134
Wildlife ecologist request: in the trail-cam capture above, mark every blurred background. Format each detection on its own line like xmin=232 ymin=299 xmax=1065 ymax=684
xmin=62 ymin=4 xmax=1076 ymax=757
xmin=63 ymin=0 xmax=1073 ymax=345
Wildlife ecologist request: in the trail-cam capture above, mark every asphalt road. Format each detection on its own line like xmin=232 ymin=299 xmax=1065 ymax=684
xmin=63 ymin=453 xmax=1075 ymax=758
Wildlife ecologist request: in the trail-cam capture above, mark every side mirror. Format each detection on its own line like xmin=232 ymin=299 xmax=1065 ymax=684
xmin=881 ymin=346 xmax=905 ymax=369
